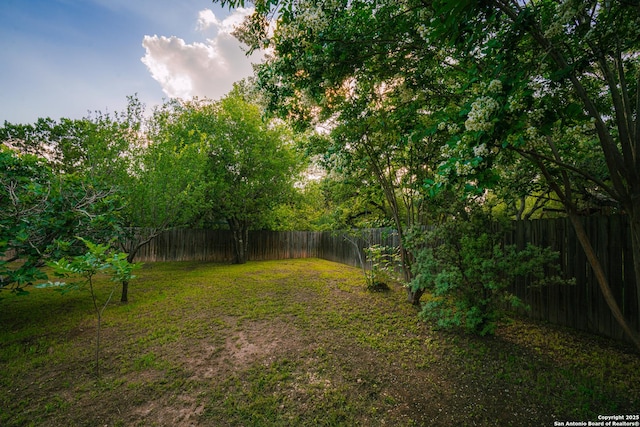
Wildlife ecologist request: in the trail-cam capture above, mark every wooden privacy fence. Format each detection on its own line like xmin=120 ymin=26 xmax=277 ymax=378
xmin=134 ymin=228 xmax=401 ymax=267
xmin=507 ymin=215 xmax=638 ymax=343
xmin=134 ymin=229 xmax=323 ymax=263
xmin=133 ymin=215 xmax=638 ymax=343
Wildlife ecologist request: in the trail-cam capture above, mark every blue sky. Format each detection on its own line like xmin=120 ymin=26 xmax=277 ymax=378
xmin=0 ymin=0 xmax=260 ymax=124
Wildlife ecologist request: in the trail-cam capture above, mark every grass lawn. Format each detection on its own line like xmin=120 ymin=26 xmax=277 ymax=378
xmin=0 ymin=258 xmax=638 ymax=426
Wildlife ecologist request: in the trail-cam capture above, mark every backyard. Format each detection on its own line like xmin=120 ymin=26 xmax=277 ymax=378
xmin=1 ymin=258 xmax=638 ymax=426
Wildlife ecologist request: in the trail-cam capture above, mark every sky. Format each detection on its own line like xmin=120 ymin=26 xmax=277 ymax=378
xmin=0 ymin=0 xmax=261 ymax=124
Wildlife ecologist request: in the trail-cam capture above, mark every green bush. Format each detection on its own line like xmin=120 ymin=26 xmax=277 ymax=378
xmin=408 ymin=210 xmax=564 ymax=335
xmin=363 ymin=243 xmax=399 ymax=291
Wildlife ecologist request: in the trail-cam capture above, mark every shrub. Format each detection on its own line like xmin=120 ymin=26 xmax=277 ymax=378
xmin=408 ymin=210 xmax=564 ymax=335
xmin=363 ymin=244 xmax=400 ymax=291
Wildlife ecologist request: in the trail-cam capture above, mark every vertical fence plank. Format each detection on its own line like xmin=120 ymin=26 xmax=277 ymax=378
xmin=609 ymin=215 xmax=625 ymax=340
xmin=622 ymin=216 xmax=639 ymax=335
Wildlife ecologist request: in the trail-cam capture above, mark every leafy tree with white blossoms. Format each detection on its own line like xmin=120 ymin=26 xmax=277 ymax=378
xmin=222 ymin=0 xmax=466 ymax=303
xmin=215 ymin=0 xmax=640 ymax=347
xmin=427 ymin=0 xmax=640 ymax=349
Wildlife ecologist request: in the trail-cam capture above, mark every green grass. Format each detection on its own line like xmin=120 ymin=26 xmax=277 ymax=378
xmin=0 ymin=258 xmax=638 ymax=426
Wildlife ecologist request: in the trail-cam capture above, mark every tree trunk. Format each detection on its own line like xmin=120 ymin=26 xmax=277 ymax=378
xmin=120 ymin=246 xmax=140 ymax=303
xmin=119 ymin=252 xmax=136 ymax=303
xmin=228 ymin=218 xmax=249 ymax=264
xmin=382 ymin=186 xmax=420 ymax=305
xmin=521 ymin=143 xmax=640 ymax=351
xmin=118 ymin=231 xmax=160 ymax=303
xmin=406 ymin=286 xmax=424 ymax=306
xmin=489 ymin=0 xmax=640 ymax=351
xmin=568 ymin=212 xmax=640 ymax=351
xmin=629 ymin=204 xmax=640 ymax=337
xmin=121 ymin=280 xmax=129 ymax=303
xmin=398 ymin=242 xmax=422 ymax=305
xmin=361 ymin=135 xmax=422 ymax=304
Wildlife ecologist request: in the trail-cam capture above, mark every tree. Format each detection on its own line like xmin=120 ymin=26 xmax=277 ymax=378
xmin=260 ymin=180 xmax=331 ymax=231
xmin=168 ymin=92 xmax=303 ymax=264
xmin=326 ymin=104 xmax=437 ymax=303
xmin=1 ymin=148 xmax=52 ymax=294
xmin=1 ymin=97 xmax=219 ymax=302
xmin=215 ymin=0 xmax=640 ymax=348
xmin=222 ymin=0 xmax=458 ymax=302
xmin=43 ymin=239 xmax=139 ymax=377
xmin=0 ymin=101 xmax=141 ymax=181
xmin=0 ymin=146 xmax=121 ymax=296
xmin=317 ymin=172 xmax=393 ymax=230
xmin=115 ymin=99 xmax=208 ymax=271
xmin=72 ymin=97 xmax=208 ymax=302
xmin=2 ymin=103 xmax=140 ymax=301
xmin=425 ymin=0 xmax=640 ymax=349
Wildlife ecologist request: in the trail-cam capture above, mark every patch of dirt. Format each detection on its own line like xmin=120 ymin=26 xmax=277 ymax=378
xmin=111 ymin=316 xmax=312 ymax=426
xmin=176 ymin=316 xmax=309 ymax=380
xmin=132 ymin=395 xmax=205 ymax=427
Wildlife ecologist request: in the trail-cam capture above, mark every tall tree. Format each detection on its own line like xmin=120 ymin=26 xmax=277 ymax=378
xmin=225 ymin=0 xmax=459 ymax=302
xmin=1 ymin=97 xmax=205 ymax=301
xmin=426 ymin=0 xmax=640 ymax=349
xmin=77 ymin=97 xmax=211 ymax=301
xmin=116 ymin=99 xmax=207 ymax=258
xmin=168 ymin=92 xmax=303 ymax=264
xmin=326 ymin=96 xmax=440 ymax=303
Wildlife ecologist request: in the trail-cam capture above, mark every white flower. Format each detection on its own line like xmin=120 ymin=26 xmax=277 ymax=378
xmin=465 ymin=96 xmax=500 ymax=132
xmin=454 ymin=161 xmax=473 ymax=176
xmin=487 ymin=79 xmax=502 ymax=94
xmin=473 ymin=143 xmax=489 ymax=157
xmin=447 ymin=123 xmax=461 ymax=134
xmin=417 ymin=24 xmax=430 ymax=41
xmin=506 ymin=93 xmax=525 ymax=113
xmin=525 ymin=126 xmax=537 ymax=138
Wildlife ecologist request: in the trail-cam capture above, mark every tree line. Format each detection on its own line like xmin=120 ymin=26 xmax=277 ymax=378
xmin=1 ymin=87 xmax=306 ymax=302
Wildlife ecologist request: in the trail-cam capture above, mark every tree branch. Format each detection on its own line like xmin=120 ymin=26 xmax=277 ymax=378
xmin=508 ymin=145 xmax=619 ymax=202
xmin=493 ymin=0 xmax=630 ymax=204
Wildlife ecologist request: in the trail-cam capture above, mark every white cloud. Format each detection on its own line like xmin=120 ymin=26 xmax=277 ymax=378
xmin=141 ymin=8 xmax=260 ymax=101
xmin=196 ymin=9 xmax=220 ymax=31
